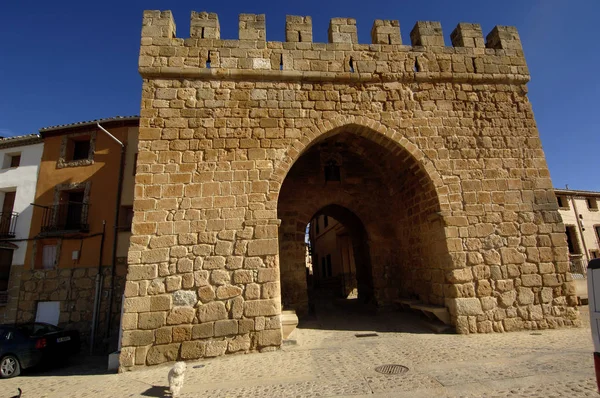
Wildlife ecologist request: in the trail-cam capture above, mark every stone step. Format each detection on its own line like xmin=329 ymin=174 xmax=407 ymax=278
xmin=282 ymin=328 xmax=298 ymax=346
xmin=410 ymin=303 xmax=451 ymax=325
xmin=281 ymin=310 xmax=299 ymax=339
xmin=394 ymin=298 xmax=421 ymax=310
xmin=421 ymin=319 xmax=454 ymax=334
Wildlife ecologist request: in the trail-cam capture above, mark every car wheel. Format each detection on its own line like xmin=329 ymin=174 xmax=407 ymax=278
xmin=0 ymin=355 xmax=20 ymax=378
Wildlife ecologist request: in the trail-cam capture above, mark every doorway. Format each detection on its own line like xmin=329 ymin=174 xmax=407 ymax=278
xmin=306 ymin=205 xmax=374 ymax=312
xmin=0 ymin=191 xmax=16 ymax=236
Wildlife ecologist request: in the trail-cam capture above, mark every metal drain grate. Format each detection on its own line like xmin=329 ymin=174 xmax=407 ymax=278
xmin=375 ymin=364 xmax=409 ymax=375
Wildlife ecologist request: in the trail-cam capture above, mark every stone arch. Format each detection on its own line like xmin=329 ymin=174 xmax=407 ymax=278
xmin=271 ymin=116 xmax=449 ymax=215
xmin=276 ymin=119 xmax=454 ymax=316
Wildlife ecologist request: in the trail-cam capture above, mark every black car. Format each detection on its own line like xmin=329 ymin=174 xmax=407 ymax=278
xmin=0 ymin=322 xmax=80 ymax=378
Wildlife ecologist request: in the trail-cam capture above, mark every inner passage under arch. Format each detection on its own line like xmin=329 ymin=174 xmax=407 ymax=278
xmin=306 ymin=206 xmax=373 ymax=306
xmin=277 ymin=129 xmax=450 ymax=317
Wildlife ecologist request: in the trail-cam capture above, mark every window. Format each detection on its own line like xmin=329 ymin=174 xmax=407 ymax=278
xmin=120 ymin=206 xmax=134 ymax=231
xmin=587 ymin=198 xmax=598 ymax=211
xmin=0 ymin=191 xmax=16 ymax=237
xmin=326 ymin=254 xmax=332 ymax=277
xmin=42 ymin=245 xmax=57 ymax=269
xmin=590 ymin=250 xmax=600 ymax=259
xmin=565 ymin=226 xmax=581 ymax=255
xmin=315 ymin=218 xmax=320 ymax=234
xmin=63 ymin=190 xmax=85 ymax=230
xmin=324 ymin=216 xmax=329 ymax=228
xmin=596 ymin=226 xmax=600 ymax=243
xmin=321 ymin=257 xmax=326 ymax=278
xmin=46 ymin=182 xmax=90 ymax=233
xmin=556 ymin=195 xmax=569 ymax=209
xmin=2 ymin=153 xmax=21 ymax=169
xmin=9 ymin=155 xmax=20 ymax=168
xmin=58 ymin=132 xmax=96 ymax=168
xmin=33 ymin=239 xmax=60 ymax=269
xmin=18 ymin=322 xmax=61 ymax=337
xmin=72 ymin=140 xmax=91 ymax=161
xmin=324 ymin=160 xmax=341 ymax=182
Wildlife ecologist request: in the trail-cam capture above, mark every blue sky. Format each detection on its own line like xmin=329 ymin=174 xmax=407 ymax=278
xmin=1 ymin=0 xmax=598 ymax=190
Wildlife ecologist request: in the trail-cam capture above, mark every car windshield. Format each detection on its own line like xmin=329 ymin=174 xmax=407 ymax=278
xmin=17 ymin=323 xmax=62 ymax=337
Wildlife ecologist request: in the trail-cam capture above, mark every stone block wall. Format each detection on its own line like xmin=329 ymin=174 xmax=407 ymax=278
xmin=18 ymin=267 xmax=98 ymax=329
xmin=121 ymin=10 xmax=579 ymax=370
xmin=16 ymin=264 xmax=126 ymax=350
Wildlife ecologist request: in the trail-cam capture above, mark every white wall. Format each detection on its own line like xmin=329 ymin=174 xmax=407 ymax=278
xmin=0 ymin=142 xmax=43 ymax=265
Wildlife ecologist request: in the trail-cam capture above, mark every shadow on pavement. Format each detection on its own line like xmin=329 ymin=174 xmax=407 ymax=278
xmin=140 ymin=385 xmax=170 ymax=397
xmin=19 ymin=354 xmax=111 ymax=377
xmin=297 ymin=297 xmax=451 ymax=334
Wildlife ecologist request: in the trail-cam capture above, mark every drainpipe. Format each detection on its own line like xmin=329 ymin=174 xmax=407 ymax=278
xmin=97 ymin=123 xmax=126 ymax=347
xmin=90 ymin=221 xmax=106 ymax=354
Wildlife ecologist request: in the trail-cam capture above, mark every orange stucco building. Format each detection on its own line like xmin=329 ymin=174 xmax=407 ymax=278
xmin=18 ymin=116 xmax=138 ymax=351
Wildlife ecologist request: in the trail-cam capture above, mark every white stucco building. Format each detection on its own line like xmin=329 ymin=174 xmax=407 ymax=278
xmin=0 ymin=134 xmax=43 ymax=323
xmin=555 ymin=189 xmax=600 ymax=263
xmin=555 ymin=188 xmax=600 ymax=302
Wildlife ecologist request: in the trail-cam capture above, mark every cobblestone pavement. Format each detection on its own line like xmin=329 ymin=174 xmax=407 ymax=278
xmin=2 ymin=304 xmax=597 ymax=398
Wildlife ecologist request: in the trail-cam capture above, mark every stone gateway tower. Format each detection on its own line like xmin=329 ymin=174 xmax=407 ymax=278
xmin=120 ymin=10 xmax=579 ymax=369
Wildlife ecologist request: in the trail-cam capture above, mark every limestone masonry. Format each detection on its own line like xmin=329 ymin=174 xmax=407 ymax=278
xmin=120 ymin=10 xmax=579 ymax=369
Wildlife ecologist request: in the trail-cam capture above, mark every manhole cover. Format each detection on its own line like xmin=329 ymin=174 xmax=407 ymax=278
xmin=375 ymin=364 xmax=409 ymax=375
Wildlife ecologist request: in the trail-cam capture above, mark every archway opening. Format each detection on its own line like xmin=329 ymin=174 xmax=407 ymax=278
xmin=306 ymin=205 xmax=373 ymax=313
xmin=277 ymin=125 xmax=450 ymax=325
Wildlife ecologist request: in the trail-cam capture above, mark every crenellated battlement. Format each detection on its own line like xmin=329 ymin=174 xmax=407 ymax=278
xmin=190 ymin=12 xmax=220 ymax=39
xmin=139 ymin=10 xmax=528 ymax=83
xmin=371 ymin=20 xmax=402 ymax=45
xmin=286 ymin=16 xmax=312 ymax=43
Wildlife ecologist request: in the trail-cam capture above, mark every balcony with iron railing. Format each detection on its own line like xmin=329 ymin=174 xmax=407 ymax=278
xmin=569 ymin=254 xmax=587 ymax=279
xmin=0 ymin=212 xmax=18 ymax=238
xmin=39 ymin=202 xmax=90 ymax=235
